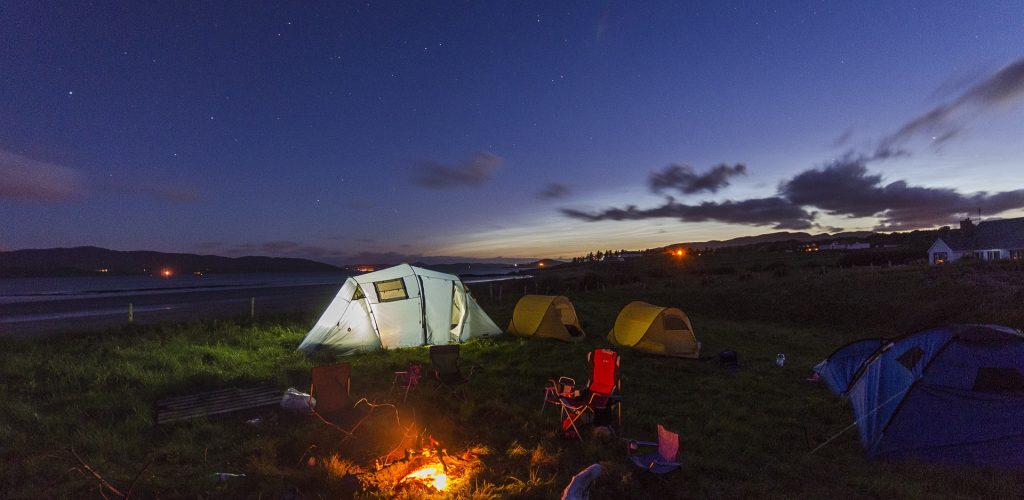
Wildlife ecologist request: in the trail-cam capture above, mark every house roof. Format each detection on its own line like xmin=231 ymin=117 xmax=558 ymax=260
xmin=938 ymin=217 xmax=1024 ymax=251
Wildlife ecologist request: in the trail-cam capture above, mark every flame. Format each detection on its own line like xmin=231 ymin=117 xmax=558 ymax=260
xmin=404 ymin=464 xmax=448 ymax=491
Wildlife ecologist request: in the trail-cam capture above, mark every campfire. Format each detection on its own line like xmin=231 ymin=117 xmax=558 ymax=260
xmin=376 ymin=440 xmax=485 ymax=495
xmin=399 ymin=448 xmax=448 ymax=491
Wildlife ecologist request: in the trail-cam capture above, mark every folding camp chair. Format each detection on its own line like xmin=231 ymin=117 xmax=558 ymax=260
xmin=543 ymin=376 xmax=579 ymax=413
xmin=310 ymin=362 xmax=352 ymax=417
xmin=626 ymin=424 xmax=681 ymax=474
xmin=558 ymin=349 xmax=621 ymax=440
xmin=389 ymin=362 xmax=422 ymax=403
xmin=429 ymin=345 xmax=474 ymax=398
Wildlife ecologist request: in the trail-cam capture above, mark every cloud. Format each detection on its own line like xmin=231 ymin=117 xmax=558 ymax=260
xmin=832 ymin=129 xmax=854 ymax=148
xmin=98 ymin=180 xmax=201 ymax=203
xmin=536 ymin=182 xmax=570 ymax=200
xmin=562 ymin=196 xmax=816 ymax=230
xmin=0 ymin=149 xmax=201 ymax=203
xmin=414 ymin=151 xmax=502 ymax=189
xmin=780 ymin=156 xmax=1024 ymax=229
xmin=563 ymin=148 xmax=1024 ymax=231
xmin=881 ymin=57 xmax=1024 ymax=148
xmin=0 ymin=150 xmax=86 ymax=201
xmin=649 ymin=163 xmax=747 ymax=194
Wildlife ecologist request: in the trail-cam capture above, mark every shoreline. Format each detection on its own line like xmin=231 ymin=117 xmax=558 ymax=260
xmin=0 ymin=283 xmax=339 ymax=339
xmin=0 ymin=274 xmax=533 ymax=339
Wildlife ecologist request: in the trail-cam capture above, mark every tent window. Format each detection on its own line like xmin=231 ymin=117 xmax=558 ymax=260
xmin=374 ymin=278 xmax=408 ymax=302
xmin=663 ymin=315 xmax=687 ymax=331
xmin=973 ymin=367 xmax=1024 ymax=392
xmin=351 ymin=285 xmax=365 ymax=300
xmin=897 ymin=346 xmax=924 ymax=370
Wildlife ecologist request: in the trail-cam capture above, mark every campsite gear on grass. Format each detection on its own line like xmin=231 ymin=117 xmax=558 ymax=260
xmin=775 ymin=353 xmax=785 ymax=366
xmin=310 ymin=363 xmax=352 ymax=415
xmin=561 ymin=463 xmax=600 ymax=500
xmin=626 ymin=424 xmax=681 ymax=474
xmin=818 ymin=324 xmax=1024 ymax=466
xmin=298 ymin=264 xmax=501 ymax=355
xmin=607 ymin=301 xmax=700 ymax=358
xmin=717 ymin=349 xmax=739 ymax=369
xmin=390 ymin=362 xmax=422 ymax=403
xmin=281 ymin=388 xmax=316 ymax=414
xmin=543 ymin=376 xmax=579 ymax=412
xmin=508 ymin=295 xmax=585 ymax=342
xmin=430 ymin=345 xmax=475 ymax=398
xmin=557 ymin=349 xmax=622 ymax=440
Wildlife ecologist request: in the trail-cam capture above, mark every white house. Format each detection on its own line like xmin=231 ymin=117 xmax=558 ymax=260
xmin=928 ymin=217 xmax=1024 ymax=265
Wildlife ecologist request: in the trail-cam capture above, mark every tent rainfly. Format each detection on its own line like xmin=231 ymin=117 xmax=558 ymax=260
xmin=507 ymin=295 xmax=585 ymax=342
xmin=817 ymin=324 xmax=1024 ymax=466
xmin=298 ymin=264 xmax=501 ymax=355
xmin=607 ymin=301 xmax=700 ymax=358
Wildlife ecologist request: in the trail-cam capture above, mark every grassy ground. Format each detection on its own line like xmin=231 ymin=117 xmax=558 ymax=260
xmin=2 ymin=255 xmax=1024 ymax=498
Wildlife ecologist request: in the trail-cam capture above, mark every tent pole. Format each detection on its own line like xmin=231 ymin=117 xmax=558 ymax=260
xmin=416 ymin=275 xmax=429 ymax=345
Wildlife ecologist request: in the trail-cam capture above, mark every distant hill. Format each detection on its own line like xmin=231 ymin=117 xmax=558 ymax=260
xmin=0 ymin=246 xmax=343 ymax=278
xmin=672 ymin=231 xmax=875 ymax=250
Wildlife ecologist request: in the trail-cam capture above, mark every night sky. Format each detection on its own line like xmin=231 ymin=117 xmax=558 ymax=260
xmin=2 ymin=2 xmax=1023 ymax=263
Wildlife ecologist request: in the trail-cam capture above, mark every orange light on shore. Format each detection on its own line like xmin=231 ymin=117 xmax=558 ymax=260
xmin=161 ymin=268 xmax=173 ymax=277
xmin=675 ymin=249 xmax=685 ymax=257
xmin=538 ymin=262 xmax=545 ymax=267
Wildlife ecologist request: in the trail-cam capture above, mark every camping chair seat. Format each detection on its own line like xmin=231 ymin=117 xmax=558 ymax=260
xmin=627 ymin=425 xmax=680 ymax=474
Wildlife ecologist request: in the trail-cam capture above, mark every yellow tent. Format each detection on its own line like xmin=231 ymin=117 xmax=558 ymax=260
xmin=507 ymin=295 xmax=585 ymax=342
xmin=607 ymin=301 xmax=700 ymax=358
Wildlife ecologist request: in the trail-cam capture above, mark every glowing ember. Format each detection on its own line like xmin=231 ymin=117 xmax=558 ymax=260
xmin=403 ymin=464 xmax=448 ymax=491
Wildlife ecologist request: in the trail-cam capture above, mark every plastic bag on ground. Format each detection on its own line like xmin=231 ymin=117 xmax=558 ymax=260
xmin=281 ymin=387 xmax=316 ymax=414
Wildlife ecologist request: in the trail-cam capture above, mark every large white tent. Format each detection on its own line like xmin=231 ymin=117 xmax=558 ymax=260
xmin=298 ymin=263 xmax=501 ymax=355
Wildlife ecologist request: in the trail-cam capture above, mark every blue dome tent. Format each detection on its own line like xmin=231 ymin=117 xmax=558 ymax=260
xmin=824 ymin=325 xmax=1024 ymax=466
xmin=816 ymin=338 xmax=885 ymax=396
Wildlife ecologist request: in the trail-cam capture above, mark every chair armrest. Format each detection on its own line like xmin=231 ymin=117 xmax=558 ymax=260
xmin=628 ymin=440 xmax=658 ymax=448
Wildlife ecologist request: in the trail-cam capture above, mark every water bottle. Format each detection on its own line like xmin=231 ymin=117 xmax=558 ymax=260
xmin=776 ymin=353 xmax=786 ymax=367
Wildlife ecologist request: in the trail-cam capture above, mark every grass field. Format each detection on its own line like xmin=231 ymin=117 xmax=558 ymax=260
xmin=2 ymin=254 xmax=1024 ymax=498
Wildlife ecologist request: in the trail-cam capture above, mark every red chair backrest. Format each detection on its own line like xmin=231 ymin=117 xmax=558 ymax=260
xmin=311 ymin=362 xmax=351 ymax=414
xmin=588 ymin=349 xmax=619 ymax=395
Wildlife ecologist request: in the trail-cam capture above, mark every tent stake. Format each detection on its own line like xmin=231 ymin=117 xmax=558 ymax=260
xmin=251 ymin=297 xmax=255 ymax=318
xmin=128 ymin=303 xmax=133 ymax=322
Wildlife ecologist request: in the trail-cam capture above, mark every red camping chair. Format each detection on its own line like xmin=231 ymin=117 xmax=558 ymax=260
xmin=558 ymin=349 xmax=621 ymax=440
xmin=626 ymin=424 xmax=681 ymax=474
xmin=310 ymin=363 xmax=352 ymax=417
